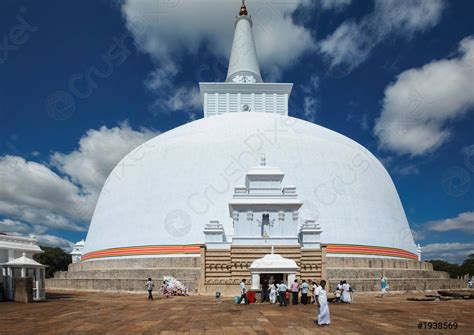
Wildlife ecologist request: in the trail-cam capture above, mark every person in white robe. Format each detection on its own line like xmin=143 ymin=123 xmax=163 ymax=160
xmin=314 ymin=280 xmax=330 ymax=326
xmin=312 ymin=280 xmax=319 ymax=305
xmin=269 ymin=282 xmax=277 ymax=304
xmin=335 ymin=281 xmax=343 ymax=303
xmin=341 ymin=280 xmax=352 ymax=303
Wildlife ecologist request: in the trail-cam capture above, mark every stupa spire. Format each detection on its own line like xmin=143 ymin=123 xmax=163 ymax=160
xmin=226 ymin=0 xmax=263 ymax=83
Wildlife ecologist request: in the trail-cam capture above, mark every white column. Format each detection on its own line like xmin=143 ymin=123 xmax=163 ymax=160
xmin=7 ymin=267 xmax=13 ymax=300
xmin=287 ymin=273 xmax=296 ymax=287
xmin=34 ymin=268 xmax=39 ymax=300
xmin=203 ymin=92 xmax=208 ymax=117
xmin=416 ymin=244 xmax=422 ymax=261
xmin=251 ymin=273 xmax=260 ymax=290
xmin=21 ymin=267 xmax=26 ymax=278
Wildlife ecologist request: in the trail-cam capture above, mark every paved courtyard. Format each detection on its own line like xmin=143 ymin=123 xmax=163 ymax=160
xmin=0 ymin=290 xmax=473 ymax=334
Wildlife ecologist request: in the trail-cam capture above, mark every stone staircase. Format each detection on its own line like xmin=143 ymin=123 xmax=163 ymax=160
xmin=46 ymin=257 xmax=201 ymax=293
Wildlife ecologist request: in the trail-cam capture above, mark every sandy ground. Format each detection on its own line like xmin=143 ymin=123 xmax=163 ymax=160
xmin=0 ymin=290 xmax=473 ymax=334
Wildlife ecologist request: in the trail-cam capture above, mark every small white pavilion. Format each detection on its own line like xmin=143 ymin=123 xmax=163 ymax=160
xmin=249 ymin=247 xmax=298 ymax=289
xmin=2 ymin=252 xmax=46 ymax=301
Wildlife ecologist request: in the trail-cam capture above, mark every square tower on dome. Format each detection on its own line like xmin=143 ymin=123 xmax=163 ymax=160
xmin=199 ymin=1 xmax=293 ymax=118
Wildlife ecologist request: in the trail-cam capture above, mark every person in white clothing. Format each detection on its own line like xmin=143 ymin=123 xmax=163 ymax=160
xmin=268 ymin=282 xmax=277 ymax=304
xmin=300 ymin=280 xmax=309 ymax=305
xmin=314 ymin=280 xmax=330 ymax=326
xmin=146 ymin=278 xmax=154 ymax=300
xmin=312 ymin=280 xmax=319 ymax=305
xmin=341 ymin=280 xmax=352 ymax=303
xmin=335 ymin=281 xmax=343 ymax=303
xmin=238 ymin=279 xmax=248 ymax=304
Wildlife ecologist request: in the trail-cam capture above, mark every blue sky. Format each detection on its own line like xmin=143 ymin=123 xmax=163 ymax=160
xmin=0 ymin=0 xmax=473 ymax=263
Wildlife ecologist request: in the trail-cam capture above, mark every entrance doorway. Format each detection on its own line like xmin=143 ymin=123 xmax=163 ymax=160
xmin=260 ymin=273 xmax=283 ymax=286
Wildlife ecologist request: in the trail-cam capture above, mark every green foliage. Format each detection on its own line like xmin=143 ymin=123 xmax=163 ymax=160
xmin=429 ymin=254 xmax=474 ymax=279
xmin=461 ymin=254 xmax=474 ymax=278
xmin=33 ymin=246 xmax=71 ymax=278
xmin=428 ymin=260 xmax=460 ymax=278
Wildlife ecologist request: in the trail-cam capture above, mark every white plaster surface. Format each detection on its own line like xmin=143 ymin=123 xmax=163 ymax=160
xmin=84 ymin=112 xmax=416 ymax=256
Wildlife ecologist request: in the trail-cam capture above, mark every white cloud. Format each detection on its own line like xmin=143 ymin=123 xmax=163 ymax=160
xmin=162 ymin=85 xmax=201 ymax=114
xmin=51 ymin=122 xmax=159 ymax=197
xmin=422 ymin=242 xmax=474 ymax=263
xmin=0 ymin=219 xmax=72 ymax=251
xmin=36 ymin=234 xmax=74 ymax=251
xmin=320 ymin=0 xmax=445 ymax=71
xmin=374 ymin=36 xmax=474 ymax=156
xmin=0 ymin=219 xmax=38 ymax=234
xmin=0 ymin=156 xmax=93 ymax=232
xmin=426 ymin=211 xmax=474 ymax=234
xmin=303 ymin=97 xmax=318 ymax=122
xmin=300 ymin=74 xmax=320 ymax=122
xmin=391 ymin=163 xmax=419 ymax=176
xmin=122 ymin=0 xmax=316 ymax=113
xmin=462 ymin=144 xmax=474 ymax=155
xmin=321 ymin=0 xmax=351 ymax=11
xmin=346 ymin=110 xmax=370 ymax=131
xmin=0 ymin=123 xmax=159 ymax=236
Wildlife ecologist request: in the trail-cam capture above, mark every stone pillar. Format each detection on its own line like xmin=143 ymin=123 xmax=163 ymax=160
xmin=14 ymin=277 xmax=33 ymax=303
xmin=288 ymin=273 xmax=296 ymax=287
xmin=34 ymin=268 xmax=40 ymax=300
xmin=416 ymin=244 xmax=422 ymax=261
xmin=6 ymin=267 xmax=13 ymax=300
xmin=198 ymin=246 xmax=206 ymax=294
xmin=321 ymin=245 xmax=328 ymax=289
xmin=251 ymin=273 xmax=260 ymax=290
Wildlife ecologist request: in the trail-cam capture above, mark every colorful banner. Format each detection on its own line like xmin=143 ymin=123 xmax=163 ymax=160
xmin=81 ymin=244 xmax=201 ymax=261
xmin=326 ymin=244 xmax=418 ymax=260
xmin=82 ymin=243 xmax=418 ymax=261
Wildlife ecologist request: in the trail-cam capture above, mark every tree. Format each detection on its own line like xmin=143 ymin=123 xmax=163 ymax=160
xmin=428 ymin=259 xmax=460 ymax=278
xmin=33 ymin=246 xmax=71 ymax=278
xmin=460 ymin=253 xmax=474 ymax=277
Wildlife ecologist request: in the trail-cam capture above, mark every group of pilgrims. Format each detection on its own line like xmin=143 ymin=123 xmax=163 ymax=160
xmin=238 ymin=278 xmax=344 ymax=326
xmin=237 ymin=276 xmax=390 ymax=327
xmin=145 ymin=275 xmax=389 ymax=327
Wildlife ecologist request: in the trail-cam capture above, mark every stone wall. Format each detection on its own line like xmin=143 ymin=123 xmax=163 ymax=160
xmin=327 ymin=256 xmax=433 ymax=270
xmin=326 ymin=256 xmax=464 ymax=292
xmin=46 ymin=254 xmax=466 ymax=295
xmin=47 ymin=256 xmax=201 ymax=294
xmin=67 ymin=257 xmax=200 ymax=271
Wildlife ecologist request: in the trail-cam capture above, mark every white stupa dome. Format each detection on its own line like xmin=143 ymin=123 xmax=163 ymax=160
xmin=83 ymin=112 xmax=417 ymax=261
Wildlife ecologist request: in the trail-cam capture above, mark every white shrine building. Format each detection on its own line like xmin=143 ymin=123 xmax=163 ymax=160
xmin=0 ymin=234 xmax=46 ymax=301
